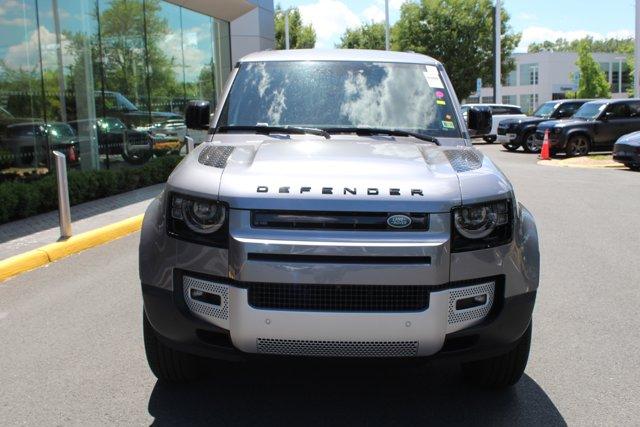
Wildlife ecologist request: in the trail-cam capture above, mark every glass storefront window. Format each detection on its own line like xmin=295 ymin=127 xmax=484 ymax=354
xmin=0 ymin=0 xmax=45 ymax=170
xmin=520 ymin=63 xmax=539 ymax=86
xmin=504 ymin=70 xmax=517 ymax=87
xmin=0 ymin=0 xmax=231 ymax=177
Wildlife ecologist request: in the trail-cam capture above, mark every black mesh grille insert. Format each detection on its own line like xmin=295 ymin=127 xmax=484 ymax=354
xmin=251 ymin=211 xmax=429 ymax=231
xmin=198 ymin=145 xmax=234 ymax=168
xmin=248 ymin=283 xmax=430 ymax=312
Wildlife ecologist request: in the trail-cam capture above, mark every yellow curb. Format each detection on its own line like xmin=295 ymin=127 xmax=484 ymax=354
xmin=0 ymin=214 xmax=144 ymax=282
xmin=0 ymin=249 xmax=50 ymax=282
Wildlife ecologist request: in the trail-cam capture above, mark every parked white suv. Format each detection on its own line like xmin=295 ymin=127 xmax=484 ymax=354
xmin=461 ymin=104 xmax=526 ymax=143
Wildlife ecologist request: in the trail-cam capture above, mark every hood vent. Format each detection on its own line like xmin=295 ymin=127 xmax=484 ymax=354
xmin=198 ymin=145 xmax=234 ymax=168
xmin=444 ymin=149 xmax=483 ymax=173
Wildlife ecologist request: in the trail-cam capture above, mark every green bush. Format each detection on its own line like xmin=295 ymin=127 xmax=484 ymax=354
xmin=0 ymin=155 xmax=182 ymax=224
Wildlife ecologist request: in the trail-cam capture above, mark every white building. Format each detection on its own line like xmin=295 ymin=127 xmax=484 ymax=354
xmin=468 ymin=51 xmax=631 ymax=113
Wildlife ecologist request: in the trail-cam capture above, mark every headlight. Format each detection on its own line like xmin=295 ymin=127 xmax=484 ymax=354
xmin=168 ymin=193 xmax=228 ymax=246
xmin=452 ymin=200 xmax=512 ymax=252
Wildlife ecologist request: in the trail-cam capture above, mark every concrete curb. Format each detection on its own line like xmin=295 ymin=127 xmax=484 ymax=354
xmin=0 ymin=214 xmax=144 ymax=282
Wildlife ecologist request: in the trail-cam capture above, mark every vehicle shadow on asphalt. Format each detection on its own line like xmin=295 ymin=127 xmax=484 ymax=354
xmin=147 ymin=361 xmax=566 ymax=426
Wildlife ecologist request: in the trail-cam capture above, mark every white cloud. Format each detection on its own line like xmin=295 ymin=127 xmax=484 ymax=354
xmin=363 ymin=5 xmax=385 ymax=23
xmin=298 ymin=0 xmax=363 ymax=48
xmin=516 ymin=26 xmax=634 ymax=52
xmin=4 ymin=26 xmax=72 ymax=71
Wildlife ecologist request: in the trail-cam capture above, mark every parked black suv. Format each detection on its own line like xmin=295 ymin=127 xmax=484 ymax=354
xmin=536 ymin=99 xmax=640 ymax=156
xmin=497 ymin=100 xmax=589 ymax=153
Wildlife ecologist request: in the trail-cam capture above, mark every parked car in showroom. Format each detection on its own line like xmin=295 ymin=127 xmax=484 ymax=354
xmin=140 ymin=49 xmax=540 ymax=389
xmin=613 ymin=131 xmax=640 ymax=170
xmin=68 ymin=117 xmax=153 ymax=165
xmin=461 ymin=103 xmax=526 ymax=143
xmin=0 ymin=121 xmax=78 ymax=167
xmin=535 ymin=99 xmax=640 ymax=156
xmin=497 ymin=99 xmax=589 ymax=153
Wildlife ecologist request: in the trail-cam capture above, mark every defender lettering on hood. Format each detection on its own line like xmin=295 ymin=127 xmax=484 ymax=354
xmin=256 ymin=186 xmax=424 ymax=196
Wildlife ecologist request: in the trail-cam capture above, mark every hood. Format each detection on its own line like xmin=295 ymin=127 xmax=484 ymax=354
xmin=167 ymin=135 xmax=513 ymax=213
xmin=615 ymin=131 xmax=640 ymax=146
xmin=537 ymin=118 xmax=587 ymax=130
xmin=500 ymin=116 xmax=545 ymax=127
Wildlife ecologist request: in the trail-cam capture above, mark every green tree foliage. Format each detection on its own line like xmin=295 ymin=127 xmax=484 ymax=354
xmin=339 ymin=22 xmax=387 ymax=50
xmin=393 ymin=0 xmax=521 ymax=100
xmin=574 ymin=41 xmax=611 ymax=98
xmin=528 ymin=37 xmax=634 ymax=54
xmin=98 ymin=0 xmax=181 ymax=108
xmin=274 ymin=5 xmax=316 ymax=49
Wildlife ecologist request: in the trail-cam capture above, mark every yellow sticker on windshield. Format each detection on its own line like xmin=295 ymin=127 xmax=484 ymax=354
xmin=437 ymin=100 xmax=446 ymax=106
xmin=442 ymin=120 xmax=455 ymax=129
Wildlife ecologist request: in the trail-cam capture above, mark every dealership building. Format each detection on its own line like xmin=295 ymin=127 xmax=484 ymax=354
xmin=0 ymin=0 xmax=274 ymax=170
xmin=469 ymin=51 xmax=632 ymax=113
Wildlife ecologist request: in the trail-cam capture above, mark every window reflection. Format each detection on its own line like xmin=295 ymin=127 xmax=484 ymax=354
xmin=0 ymin=0 xmax=231 ymax=176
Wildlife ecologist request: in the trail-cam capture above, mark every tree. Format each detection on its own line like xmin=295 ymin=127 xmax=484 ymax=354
xmin=339 ymin=22 xmax=387 ymax=50
xmin=274 ymin=6 xmax=316 ymax=49
xmin=528 ymin=37 xmax=634 ymax=54
xmin=393 ymin=0 xmax=521 ymax=100
xmin=98 ymin=0 xmax=181 ymax=108
xmin=574 ymin=41 xmax=611 ymax=98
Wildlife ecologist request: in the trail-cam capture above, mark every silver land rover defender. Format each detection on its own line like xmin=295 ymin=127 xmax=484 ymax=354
xmin=139 ymin=50 xmax=539 ymax=388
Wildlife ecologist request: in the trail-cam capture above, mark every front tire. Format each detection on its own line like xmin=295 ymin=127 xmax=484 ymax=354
xmin=461 ymin=323 xmax=532 ymax=389
xmin=565 ymin=135 xmax=590 ymax=157
xmin=143 ymin=310 xmax=201 ymax=382
xmin=502 ymin=142 xmax=519 ymax=152
xmin=521 ymin=131 xmax=540 ymax=153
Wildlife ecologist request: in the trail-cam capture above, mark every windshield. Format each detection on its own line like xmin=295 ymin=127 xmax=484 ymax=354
xmin=573 ymin=102 xmax=606 ymax=119
xmin=218 ymin=61 xmax=462 ymax=138
xmin=533 ymin=102 xmax=557 ymax=118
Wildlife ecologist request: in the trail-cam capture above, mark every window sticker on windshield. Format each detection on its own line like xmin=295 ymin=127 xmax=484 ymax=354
xmin=442 ymin=120 xmax=455 ymax=129
xmin=437 ymin=100 xmax=446 ymax=106
xmin=435 ymin=90 xmax=445 ymax=99
xmin=423 ymin=66 xmax=444 ymax=88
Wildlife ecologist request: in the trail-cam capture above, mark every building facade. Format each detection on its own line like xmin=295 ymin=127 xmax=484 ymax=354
xmin=468 ymin=51 xmax=631 ymax=113
xmin=0 ymin=0 xmax=273 ymax=171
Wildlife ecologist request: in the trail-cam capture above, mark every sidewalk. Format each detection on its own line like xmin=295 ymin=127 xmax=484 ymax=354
xmin=0 ymin=184 xmax=164 ymax=260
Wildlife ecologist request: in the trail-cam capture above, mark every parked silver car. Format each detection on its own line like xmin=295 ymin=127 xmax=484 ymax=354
xmin=139 ymin=49 xmax=540 ymax=388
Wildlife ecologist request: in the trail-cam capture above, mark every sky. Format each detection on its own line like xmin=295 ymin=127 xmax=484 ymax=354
xmin=276 ymin=0 xmax=636 ymax=51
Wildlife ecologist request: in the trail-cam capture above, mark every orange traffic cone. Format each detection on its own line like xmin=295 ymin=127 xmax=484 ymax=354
xmin=540 ymin=129 xmax=551 ymax=160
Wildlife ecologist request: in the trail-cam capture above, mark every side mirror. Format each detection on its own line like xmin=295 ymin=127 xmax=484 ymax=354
xmin=467 ymin=105 xmax=492 ymax=136
xmin=557 ymin=109 xmax=568 ymax=118
xmin=602 ymin=111 xmax=613 ymax=121
xmin=184 ymin=100 xmax=211 ymax=130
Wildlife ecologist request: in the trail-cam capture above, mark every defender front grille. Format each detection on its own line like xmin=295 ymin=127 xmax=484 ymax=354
xmin=251 ymin=211 xmax=428 ymax=231
xmin=248 ymin=283 xmax=430 ymax=312
xmin=256 ymin=338 xmax=419 ymax=357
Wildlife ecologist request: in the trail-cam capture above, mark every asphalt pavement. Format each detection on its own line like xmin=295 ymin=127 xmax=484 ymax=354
xmin=1 ymin=144 xmax=639 ymax=426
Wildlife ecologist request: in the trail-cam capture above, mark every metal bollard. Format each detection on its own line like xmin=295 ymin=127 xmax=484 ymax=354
xmin=52 ymin=151 xmax=72 ymax=238
xmin=185 ymin=136 xmax=195 ymax=154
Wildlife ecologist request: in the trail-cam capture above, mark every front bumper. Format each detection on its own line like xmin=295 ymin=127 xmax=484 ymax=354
xmin=535 ymin=130 xmax=566 ymax=150
xmin=613 ymin=145 xmax=640 ymax=166
xmin=140 ymin=199 xmax=539 ymax=362
xmin=143 ymin=275 xmax=535 ymax=362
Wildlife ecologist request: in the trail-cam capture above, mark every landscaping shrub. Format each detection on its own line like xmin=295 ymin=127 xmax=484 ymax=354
xmin=0 ymin=155 xmax=182 ymax=224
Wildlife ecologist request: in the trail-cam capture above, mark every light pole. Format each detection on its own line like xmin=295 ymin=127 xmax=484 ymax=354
xmin=494 ymin=0 xmax=502 ymax=103
xmin=633 ymin=0 xmax=640 ymax=98
xmin=385 ymin=0 xmax=390 ymax=50
xmin=284 ymin=9 xmax=290 ymax=50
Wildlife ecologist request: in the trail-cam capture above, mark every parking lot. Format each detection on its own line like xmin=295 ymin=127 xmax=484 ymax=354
xmin=0 ymin=143 xmax=639 ymax=426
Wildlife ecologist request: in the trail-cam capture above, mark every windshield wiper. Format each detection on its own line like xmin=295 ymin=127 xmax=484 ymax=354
xmin=324 ymin=127 xmax=440 ymax=145
xmin=216 ymin=125 xmax=330 ymax=139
